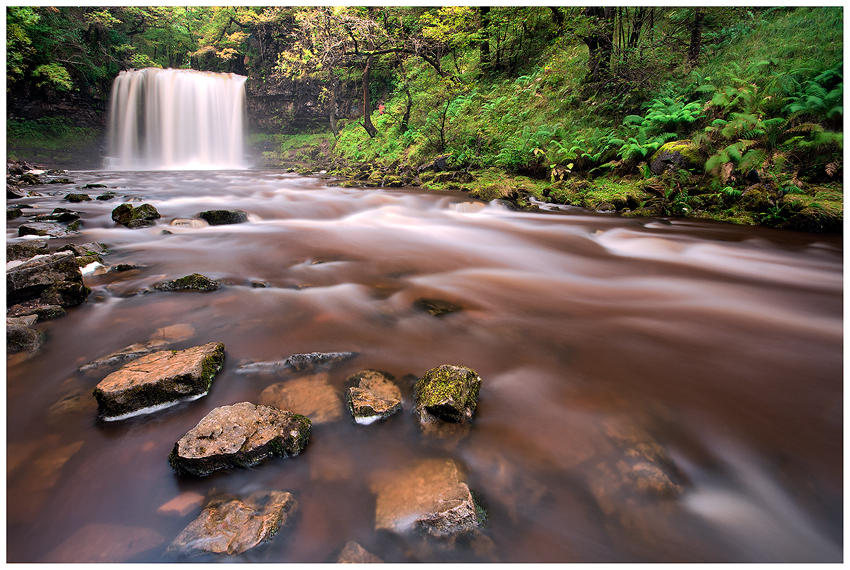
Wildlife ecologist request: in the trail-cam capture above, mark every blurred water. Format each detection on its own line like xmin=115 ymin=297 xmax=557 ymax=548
xmin=6 ymin=170 xmax=843 ymax=562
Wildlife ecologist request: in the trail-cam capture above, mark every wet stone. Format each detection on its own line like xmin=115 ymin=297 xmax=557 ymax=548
xmin=169 ymin=218 xmax=210 ymax=228
xmin=112 ymin=203 xmax=161 ymax=228
xmin=414 ymin=364 xmax=482 ymax=426
xmin=345 ymin=369 xmax=403 ymax=424
xmin=6 ymin=251 xmax=91 ymax=308
xmin=93 ymin=342 xmax=225 ymax=420
xmin=6 ymin=239 xmax=49 ymax=261
xmin=64 ymin=193 xmax=91 ymax=202
xmin=259 ymin=373 xmax=344 ymax=424
xmin=198 ymin=209 xmax=248 ymax=225
xmin=17 ymin=222 xmax=75 ymax=238
xmin=153 ymin=273 xmax=222 ymax=292
xmin=337 ymin=541 xmax=383 ymax=563
xmin=168 ymin=491 xmax=297 ymax=557
xmin=237 ymin=351 xmax=358 ymax=374
xmin=414 ymin=297 xmax=463 ymax=316
xmin=6 ymin=323 xmax=44 ymax=353
xmin=168 ymin=402 xmax=311 ymax=476
xmin=371 ymin=458 xmax=481 ymax=538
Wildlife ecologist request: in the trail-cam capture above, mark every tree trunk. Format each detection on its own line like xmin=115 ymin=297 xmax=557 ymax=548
xmin=688 ymin=8 xmax=705 ymax=67
xmin=361 ymin=51 xmax=378 ymax=138
xmin=479 ymin=7 xmax=491 ymax=74
xmin=328 ymin=71 xmax=340 ymax=138
xmin=582 ymin=7 xmax=615 ymax=83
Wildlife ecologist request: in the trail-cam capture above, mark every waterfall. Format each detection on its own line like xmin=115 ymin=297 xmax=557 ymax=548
xmin=105 ymin=68 xmax=248 ymax=170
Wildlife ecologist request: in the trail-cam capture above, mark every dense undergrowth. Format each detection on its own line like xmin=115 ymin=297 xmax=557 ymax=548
xmin=300 ymin=7 xmax=842 ymax=232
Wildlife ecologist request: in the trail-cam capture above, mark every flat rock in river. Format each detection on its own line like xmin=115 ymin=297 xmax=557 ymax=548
xmin=236 ymin=351 xmax=358 ymax=374
xmin=371 ymin=458 xmax=481 ymax=538
xmin=345 ymin=369 xmax=402 ymax=424
xmin=168 ymin=491 xmax=297 ymax=557
xmin=6 ymin=251 xmax=91 ymax=308
xmin=92 ymin=342 xmax=225 ymax=420
xmin=168 ymin=401 xmax=311 ymax=476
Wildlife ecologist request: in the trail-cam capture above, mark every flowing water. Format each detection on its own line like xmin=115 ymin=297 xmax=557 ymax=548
xmin=6 ymin=170 xmax=843 ymax=562
xmin=105 ymin=68 xmax=247 ymax=170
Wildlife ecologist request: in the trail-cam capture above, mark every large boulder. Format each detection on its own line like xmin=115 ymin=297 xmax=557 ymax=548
xmin=168 ymin=402 xmax=311 ymax=476
xmin=112 ymin=203 xmax=161 ymax=228
xmin=6 ymin=251 xmax=91 ymax=308
xmin=345 ymin=369 xmax=402 ymax=424
xmin=413 ymin=365 xmax=481 ymax=426
xmin=92 ymin=342 xmax=225 ymax=420
xmin=198 ymin=209 xmax=248 ymax=225
xmin=371 ymin=458 xmax=482 ymax=538
xmin=167 ymin=491 xmax=297 ymax=557
xmin=649 ymin=140 xmax=702 ymax=175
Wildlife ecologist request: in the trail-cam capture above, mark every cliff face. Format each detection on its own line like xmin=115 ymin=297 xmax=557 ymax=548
xmin=245 ymin=75 xmax=362 ymax=134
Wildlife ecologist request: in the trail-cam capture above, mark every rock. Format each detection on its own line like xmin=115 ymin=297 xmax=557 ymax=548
xmin=92 ymin=342 xmax=225 ymax=420
xmin=413 ymin=364 xmax=482 ymax=426
xmin=168 ymin=402 xmax=311 ymax=476
xmin=81 ymin=183 xmax=107 ymax=189
xmin=157 ymin=491 xmax=205 ymax=517
xmin=169 ymin=218 xmax=210 ymax=228
xmin=47 ymin=177 xmax=74 ymax=184
xmin=42 ymin=523 xmax=165 ymax=563
xmin=7 ymin=239 xmax=49 ymax=261
xmin=7 ymin=206 xmax=22 ymax=219
xmin=414 ymin=298 xmax=463 ymax=317
xmin=33 ymin=208 xmax=81 ymax=222
xmin=80 ymin=341 xmax=165 ymax=371
xmin=345 ymin=370 xmax=402 ymax=424
xmin=96 ymin=191 xmax=117 ymax=201
xmin=64 ymin=193 xmax=91 ymax=203
xmin=259 ymin=373 xmax=344 ymax=424
xmin=198 ymin=209 xmax=248 ymax=225
xmin=167 ymin=491 xmax=297 ymax=556
xmin=6 ymin=251 xmax=91 ymax=308
xmin=417 ymin=154 xmax=451 ymax=173
xmin=741 ymin=183 xmax=775 ymax=212
xmin=7 ymin=323 xmax=44 ymax=353
xmin=237 ymin=351 xmax=358 ymax=374
xmin=337 ymin=541 xmax=383 ymax=563
xmin=649 ymin=140 xmax=702 ymax=175
xmin=371 ymin=458 xmax=481 ymax=538
xmin=7 ymin=315 xmax=38 ymax=327
xmin=19 ymin=172 xmax=42 ymax=185
xmin=596 ymin=202 xmax=616 ymax=213
xmin=7 ymin=184 xmax=26 ymax=199
xmin=6 ymin=301 xmax=66 ymax=320
xmin=152 ymin=273 xmax=221 ymax=292
xmin=112 ymin=203 xmax=161 ymax=228
xmin=17 ymin=222 xmax=75 ymax=238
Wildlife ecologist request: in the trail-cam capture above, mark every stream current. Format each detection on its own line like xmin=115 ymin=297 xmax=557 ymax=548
xmin=6 ymin=170 xmax=843 ymax=562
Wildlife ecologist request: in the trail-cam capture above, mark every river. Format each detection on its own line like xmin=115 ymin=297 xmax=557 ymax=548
xmin=6 ymin=169 xmax=843 ymax=562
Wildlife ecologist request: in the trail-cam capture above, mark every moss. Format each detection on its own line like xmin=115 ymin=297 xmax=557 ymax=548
xmin=414 ymin=364 xmax=481 ymax=423
xmin=154 ymin=273 xmax=221 ymax=292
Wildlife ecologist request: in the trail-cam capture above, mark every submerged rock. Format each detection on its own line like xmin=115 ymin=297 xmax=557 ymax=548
xmin=92 ymin=342 xmax=225 ymax=420
xmin=33 ymin=208 xmax=81 ymax=223
xmin=371 ymin=458 xmax=482 ymax=538
xmin=198 ymin=209 xmax=248 ymax=225
xmin=345 ymin=370 xmax=402 ymax=424
xmin=169 ymin=218 xmax=210 ymax=228
xmin=413 ymin=365 xmax=482 ymax=426
xmin=259 ymin=373 xmax=344 ymax=424
xmin=167 ymin=491 xmax=297 ymax=556
xmin=153 ymin=273 xmax=222 ymax=292
xmin=337 ymin=541 xmax=383 ymax=563
xmin=6 ymin=251 xmax=91 ymax=308
xmin=42 ymin=523 xmax=165 ymax=563
xmin=168 ymin=402 xmax=311 ymax=476
xmin=112 ymin=203 xmax=161 ymax=228
xmin=236 ymin=351 xmax=358 ymax=374
xmin=64 ymin=193 xmax=91 ymax=203
xmin=414 ymin=298 xmax=463 ymax=317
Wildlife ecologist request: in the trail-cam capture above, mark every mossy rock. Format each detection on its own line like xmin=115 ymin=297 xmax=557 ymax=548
xmin=649 ymin=140 xmax=702 ymax=175
xmin=112 ymin=203 xmax=161 ymax=228
xmin=414 ymin=364 xmax=482 ymax=425
xmin=65 ymin=193 xmax=91 ymax=203
xmin=7 ymin=207 xmax=23 ymax=220
xmin=153 ymin=273 xmax=222 ymax=292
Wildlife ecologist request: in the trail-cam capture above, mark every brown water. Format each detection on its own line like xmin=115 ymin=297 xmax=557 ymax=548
xmin=6 ymin=170 xmax=843 ymax=562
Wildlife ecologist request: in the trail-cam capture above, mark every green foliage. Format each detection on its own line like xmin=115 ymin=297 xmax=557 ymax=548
xmin=32 ymin=63 xmax=74 ymax=90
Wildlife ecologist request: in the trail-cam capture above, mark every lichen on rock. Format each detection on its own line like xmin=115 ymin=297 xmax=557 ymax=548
xmin=413 ymin=364 xmax=482 ymax=426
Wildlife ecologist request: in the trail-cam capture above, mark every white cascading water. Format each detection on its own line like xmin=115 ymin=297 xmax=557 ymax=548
xmin=105 ymin=68 xmax=247 ymax=170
